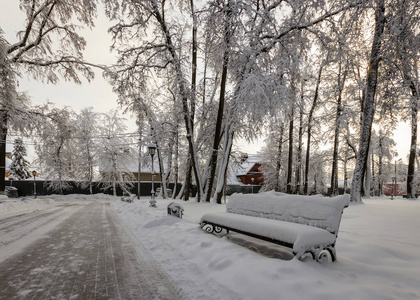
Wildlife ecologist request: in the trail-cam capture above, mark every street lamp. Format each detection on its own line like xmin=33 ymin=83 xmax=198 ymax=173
xmin=251 ymin=177 xmax=255 ymax=194
xmin=148 ymin=143 xmax=157 ymax=207
xmin=32 ymin=170 xmax=37 ymax=199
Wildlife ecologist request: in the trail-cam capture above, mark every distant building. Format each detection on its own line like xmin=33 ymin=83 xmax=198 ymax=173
xmin=99 ymin=156 xmax=164 ymax=182
xmin=383 ymin=182 xmax=406 ymax=197
xmin=125 ymin=159 xmax=162 ymax=182
xmin=227 ymin=154 xmax=264 ymax=194
xmin=234 ymin=155 xmax=264 ymax=185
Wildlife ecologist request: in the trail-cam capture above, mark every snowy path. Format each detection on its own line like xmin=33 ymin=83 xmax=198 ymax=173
xmin=0 ymin=201 xmax=182 ymax=300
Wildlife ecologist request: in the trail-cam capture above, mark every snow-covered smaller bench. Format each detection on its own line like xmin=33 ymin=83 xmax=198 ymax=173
xmin=121 ymin=194 xmax=135 ymax=203
xmin=200 ymin=192 xmax=350 ymax=262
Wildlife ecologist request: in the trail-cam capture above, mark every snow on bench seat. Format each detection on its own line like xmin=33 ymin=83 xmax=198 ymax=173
xmin=200 ymin=212 xmax=336 ymax=255
xmin=200 ymin=192 xmax=350 ymax=262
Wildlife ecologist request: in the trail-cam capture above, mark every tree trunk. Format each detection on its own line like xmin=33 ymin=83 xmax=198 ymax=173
xmin=87 ymin=141 xmax=93 ymax=195
xmin=205 ymin=1 xmax=232 ymax=202
xmin=378 ymin=134 xmax=383 ymax=196
xmin=407 ymin=81 xmax=419 ymax=198
xmin=57 ymin=139 xmax=64 ymax=195
xmin=173 ymin=124 xmax=179 ymax=199
xmin=364 ymin=148 xmax=371 ymax=198
xmin=304 ymin=63 xmax=323 ymax=195
xmin=183 ymin=158 xmax=192 ymax=200
xmin=184 ymin=0 xmax=198 ymax=201
xmin=343 ymin=157 xmax=348 ymax=193
xmin=350 ymin=0 xmax=385 ymax=203
xmin=214 ymin=123 xmax=235 ymax=204
xmin=331 ymin=68 xmax=347 ymax=197
xmin=112 ymin=153 xmax=117 ymax=196
xmin=137 ymin=125 xmax=142 ymax=199
xmin=275 ymin=122 xmax=284 ymax=192
xmin=371 ymin=152 xmax=375 ymax=196
xmin=0 ymin=110 xmax=7 ymax=194
xmin=286 ymin=104 xmax=294 ymax=194
xmin=156 ymin=143 xmax=168 ymax=199
xmin=296 ymin=94 xmax=304 ymax=194
xmin=152 ymin=3 xmax=203 ymax=201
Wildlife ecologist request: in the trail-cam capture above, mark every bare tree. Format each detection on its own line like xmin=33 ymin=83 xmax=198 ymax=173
xmin=98 ymin=110 xmax=135 ymax=196
xmin=1 ymin=0 xmax=102 ymax=193
xmin=35 ymin=107 xmax=76 ymax=194
xmin=104 ymin=0 xmax=363 ymax=203
xmin=304 ymin=60 xmax=325 ymax=195
xmin=204 ymin=0 xmax=234 ymax=202
xmin=74 ymin=107 xmax=99 ymax=194
xmin=350 ymin=0 xmax=386 ymax=203
xmin=104 ymin=0 xmax=204 ymax=201
xmin=384 ymin=1 xmax=420 ymax=198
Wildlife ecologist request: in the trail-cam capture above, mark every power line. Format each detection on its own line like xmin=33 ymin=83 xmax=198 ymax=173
xmin=7 ymin=131 xmax=141 ymax=140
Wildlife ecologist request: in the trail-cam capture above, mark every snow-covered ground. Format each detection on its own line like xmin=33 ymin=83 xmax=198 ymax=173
xmin=1 ymin=193 xmax=419 ymax=300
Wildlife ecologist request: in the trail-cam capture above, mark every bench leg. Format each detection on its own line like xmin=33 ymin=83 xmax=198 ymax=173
xmin=297 ymin=246 xmax=336 ymax=263
xmin=201 ymin=223 xmax=228 ymax=235
xmin=327 ymin=246 xmax=337 ymax=262
xmin=298 ymin=251 xmax=315 ymax=262
xmin=314 ymin=247 xmax=335 ymax=263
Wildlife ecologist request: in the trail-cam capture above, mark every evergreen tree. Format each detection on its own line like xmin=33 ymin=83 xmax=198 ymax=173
xmin=9 ymin=138 xmax=31 ymax=180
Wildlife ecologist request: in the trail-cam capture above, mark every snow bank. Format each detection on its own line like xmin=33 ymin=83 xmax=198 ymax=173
xmin=2 ymin=194 xmax=420 ymax=299
xmin=111 ymin=195 xmax=420 ymax=300
xmin=0 ymin=196 xmax=56 ymax=217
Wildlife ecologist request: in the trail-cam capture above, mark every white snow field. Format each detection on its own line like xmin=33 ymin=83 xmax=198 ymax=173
xmin=1 ymin=193 xmax=420 ymax=300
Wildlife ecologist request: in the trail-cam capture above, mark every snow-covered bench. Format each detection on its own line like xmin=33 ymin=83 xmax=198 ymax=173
xmin=121 ymin=194 xmax=135 ymax=203
xmin=200 ymin=192 xmax=350 ymax=262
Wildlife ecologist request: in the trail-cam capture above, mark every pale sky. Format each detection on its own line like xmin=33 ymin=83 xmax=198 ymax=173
xmin=0 ymin=1 xmax=262 ymax=157
xmin=0 ymin=1 xmax=411 ymax=163
xmin=0 ymin=2 xmax=122 ymax=115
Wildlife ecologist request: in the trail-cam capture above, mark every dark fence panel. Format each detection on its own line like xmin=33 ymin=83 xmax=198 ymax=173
xmin=226 ymin=185 xmax=262 ymax=195
xmin=6 ymin=181 xmax=184 ymax=198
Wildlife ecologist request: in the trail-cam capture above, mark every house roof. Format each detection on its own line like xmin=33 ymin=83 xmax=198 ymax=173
xmin=235 ymin=155 xmax=261 ymax=176
xmin=126 ymin=159 xmax=163 ymax=173
xmin=227 ymin=155 xmax=261 ymax=185
xmin=99 ymin=154 xmax=167 ymax=173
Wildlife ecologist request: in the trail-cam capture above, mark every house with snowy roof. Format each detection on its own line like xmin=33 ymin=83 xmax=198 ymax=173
xmin=99 ymin=155 xmax=165 ymax=182
xmin=125 ymin=158 xmax=164 ymax=182
xmin=235 ymin=154 xmax=264 ymax=185
xmin=227 ymin=154 xmax=264 ymax=194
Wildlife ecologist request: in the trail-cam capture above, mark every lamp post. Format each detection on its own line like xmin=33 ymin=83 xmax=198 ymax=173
xmin=148 ymin=143 xmax=157 ymax=207
xmin=32 ymin=170 xmax=37 ymax=199
xmin=251 ymin=177 xmax=255 ymax=194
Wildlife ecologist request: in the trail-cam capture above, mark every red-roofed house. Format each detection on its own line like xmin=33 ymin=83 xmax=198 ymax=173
xmin=233 ymin=155 xmax=264 ymax=186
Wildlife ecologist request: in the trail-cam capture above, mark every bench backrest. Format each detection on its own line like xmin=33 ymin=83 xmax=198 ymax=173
xmin=226 ymin=192 xmax=350 ymax=235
